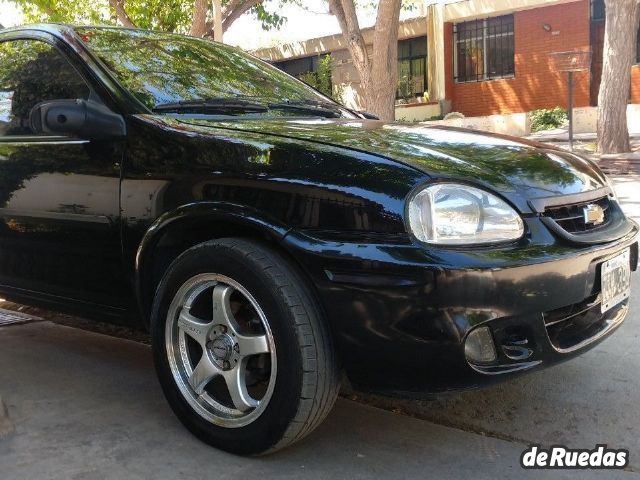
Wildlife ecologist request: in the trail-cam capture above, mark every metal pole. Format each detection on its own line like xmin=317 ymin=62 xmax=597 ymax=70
xmin=568 ymin=71 xmax=574 ymax=151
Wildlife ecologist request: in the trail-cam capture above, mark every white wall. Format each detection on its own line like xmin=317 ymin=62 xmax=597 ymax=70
xmin=573 ymin=105 xmax=640 ymax=134
xmin=421 ymin=104 xmax=640 ymax=137
xmin=423 ymin=112 xmax=531 ymax=136
xmin=396 ymin=102 xmax=441 ymax=122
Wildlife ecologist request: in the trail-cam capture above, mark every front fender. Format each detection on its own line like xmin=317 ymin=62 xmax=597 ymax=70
xmin=134 ymin=201 xmax=291 ymax=322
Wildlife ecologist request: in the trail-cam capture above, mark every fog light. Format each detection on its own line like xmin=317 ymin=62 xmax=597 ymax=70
xmin=464 ymin=326 xmax=497 ymax=364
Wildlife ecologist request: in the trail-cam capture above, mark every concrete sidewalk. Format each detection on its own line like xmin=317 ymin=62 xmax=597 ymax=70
xmin=610 ymin=173 xmax=640 ymax=223
xmin=0 ymin=321 xmax=634 ymax=480
xmin=525 ymin=128 xmax=640 ymax=146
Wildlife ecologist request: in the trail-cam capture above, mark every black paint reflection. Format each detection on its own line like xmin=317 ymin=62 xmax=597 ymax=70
xmin=0 ymin=39 xmax=90 ymax=136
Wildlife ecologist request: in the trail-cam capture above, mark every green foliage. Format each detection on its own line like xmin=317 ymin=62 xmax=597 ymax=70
xmin=530 ymin=107 xmax=568 ymax=133
xmin=9 ymin=0 xmax=293 ymax=35
xmin=297 ymin=55 xmax=334 ymax=99
xmin=252 ymin=2 xmax=286 ymax=31
xmin=15 ymin=0 xmax=110 ymax=24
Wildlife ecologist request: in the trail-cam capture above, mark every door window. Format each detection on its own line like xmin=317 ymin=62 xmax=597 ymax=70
xmin=0 ymin=39 xmax=90 ymax=137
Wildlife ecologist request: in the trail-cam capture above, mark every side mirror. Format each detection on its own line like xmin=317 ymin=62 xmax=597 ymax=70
xmin=29 ymin=99 xmax=126 ymax=140
xmin=358 ymin=111 xmax=380 ymax=120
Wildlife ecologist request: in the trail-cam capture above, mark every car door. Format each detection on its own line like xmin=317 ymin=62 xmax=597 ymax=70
xmin=0 ymin=36 xmax=128 ymax=312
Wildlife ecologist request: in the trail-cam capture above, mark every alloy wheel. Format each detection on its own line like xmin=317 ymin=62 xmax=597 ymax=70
xmin=165 ymin=273 xmax=277 ymax=428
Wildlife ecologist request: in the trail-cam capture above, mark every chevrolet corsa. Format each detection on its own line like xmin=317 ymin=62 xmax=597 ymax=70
xmin=0 ymin=25 xmax=637 ymax=455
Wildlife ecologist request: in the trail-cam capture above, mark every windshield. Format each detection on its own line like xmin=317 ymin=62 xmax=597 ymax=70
xmin=75 ymin=27 xmax=353 ymax=118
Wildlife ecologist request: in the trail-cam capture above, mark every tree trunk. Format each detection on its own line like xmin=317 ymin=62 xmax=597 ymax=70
xmin=108 ymin=0 xmax=136 ymax=28
xmin=189 ymin=0 xmax=209 ymax=37
xmin=597 ymin=0 xmax=640 ymax=154
xmin=330 ymin=0 xmax=401 ymax=121
xmin=369 ymin=0 xmax=402 ymax=121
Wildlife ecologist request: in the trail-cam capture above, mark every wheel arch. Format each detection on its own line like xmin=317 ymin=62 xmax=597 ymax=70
xmin=134 ymin=202 xmax=294 ymax=327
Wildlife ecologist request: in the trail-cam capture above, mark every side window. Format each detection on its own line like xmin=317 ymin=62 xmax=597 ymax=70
xmin=0 ymin=39 xmax=90 ymax=137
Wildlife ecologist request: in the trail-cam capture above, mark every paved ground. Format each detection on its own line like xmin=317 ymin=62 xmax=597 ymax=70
xmin=611 ymin=173 xmax=640 ymax=223
xmin=0 ymin=159 xmax=639 ymax=479
xmin=525 ymin=129 xmax=640 ymax=155
xmin=0 ymin=320 xmax=637 ymax=480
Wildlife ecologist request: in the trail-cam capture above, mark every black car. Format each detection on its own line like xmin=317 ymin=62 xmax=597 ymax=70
xmin=0 ymin=24 xmax=637 ymax=455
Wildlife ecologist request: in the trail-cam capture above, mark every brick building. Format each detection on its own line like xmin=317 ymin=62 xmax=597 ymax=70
xmin=254 ymin=0 xmax=640 ymax=123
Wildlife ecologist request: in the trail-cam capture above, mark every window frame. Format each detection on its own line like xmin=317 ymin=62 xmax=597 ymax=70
xmin=636 ymin=24 xmax=640 ymax=65
xmin=453 ymin=14 xmax=515 ymax=83
xmin=396 ymin=36 xmax=428 ymax=100
xmin=0 ymin=35 xmax=97 ymax=140
xmin=274 ymin=55 xmax=326 ymax=78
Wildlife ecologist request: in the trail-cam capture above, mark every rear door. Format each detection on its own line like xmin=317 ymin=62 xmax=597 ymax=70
xmin=0 ymin=35 xmax=128 ymax=312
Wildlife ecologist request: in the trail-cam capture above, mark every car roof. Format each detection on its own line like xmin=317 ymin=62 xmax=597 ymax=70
xmin=1 ymin=23 xmax=202 ymax=41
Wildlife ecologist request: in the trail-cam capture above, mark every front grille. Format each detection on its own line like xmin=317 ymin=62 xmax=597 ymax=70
xmin=543 ymin=294 xmax=626 ymax=351
xmin=544 ymin=196 xmax=611 ymax=234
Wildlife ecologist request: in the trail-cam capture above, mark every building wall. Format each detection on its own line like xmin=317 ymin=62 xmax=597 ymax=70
xmin=255 ymin=0 xmax=638 ymax=121
xmin=632 ymin=66 xmax=640 ymax=104
xmin=445 ymin=0 xmax=591 ymax=117
xmin=256 ymin=17 xmax=427 ymax=62
xmin=328 ymin=46 xmax=371 ymax=110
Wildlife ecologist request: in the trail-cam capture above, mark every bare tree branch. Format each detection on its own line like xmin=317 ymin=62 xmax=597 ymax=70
xmin=201 ymin=0 xmax=261 ymax=37
xmin=329 ymin=0 xmax=402 ymax=120
xmin=221 ymin=0 xmax=245 ymax=20
xmin=329 ymin=0 xmax=372 ymax=94
xmin=221 ymin=0 xmax=262 ymax=32
xmin=108 ymin=0 xmax=136 ymax=28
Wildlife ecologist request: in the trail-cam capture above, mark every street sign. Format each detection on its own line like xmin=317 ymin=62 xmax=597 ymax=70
xmin=549 ymin=51 xmax=592 ymax=150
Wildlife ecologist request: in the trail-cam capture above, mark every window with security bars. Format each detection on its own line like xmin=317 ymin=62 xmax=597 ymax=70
xmin=454 ymin=14 xmax=515 ymax=82
xmin=396 ymin=36 xmax=428 ymax=99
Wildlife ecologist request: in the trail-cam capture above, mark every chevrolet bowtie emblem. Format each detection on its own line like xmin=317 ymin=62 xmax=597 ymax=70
xmin=583 ymin=203 xmax=605 ymax=225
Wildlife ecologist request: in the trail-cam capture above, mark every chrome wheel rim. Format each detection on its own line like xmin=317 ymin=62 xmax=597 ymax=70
xmin=166 ymin=273 xmax=277 ymax=428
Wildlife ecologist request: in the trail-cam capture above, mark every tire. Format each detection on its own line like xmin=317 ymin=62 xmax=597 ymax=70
xmin=150 ymin=238 xmax=340 ymax=455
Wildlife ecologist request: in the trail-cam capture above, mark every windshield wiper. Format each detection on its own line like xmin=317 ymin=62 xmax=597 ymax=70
xmin=268 ymin=100 xmax=342 ymax=118
xmin=153 ymin=98 xmax=268 ymax=113
xmin=153 ymin=97 xmax=344 ymax=118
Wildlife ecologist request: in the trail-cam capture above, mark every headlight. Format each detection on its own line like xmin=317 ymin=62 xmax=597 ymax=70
xmin=407 ymin=183 xmax=524 ymax=245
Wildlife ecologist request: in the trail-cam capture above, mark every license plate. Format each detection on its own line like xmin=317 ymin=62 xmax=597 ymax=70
xmin=601 ymin=248 xmax=631 ymax=313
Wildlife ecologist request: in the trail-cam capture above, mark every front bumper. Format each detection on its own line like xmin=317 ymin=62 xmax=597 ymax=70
xmin=282 ymin=223 xmax=639 ymax=396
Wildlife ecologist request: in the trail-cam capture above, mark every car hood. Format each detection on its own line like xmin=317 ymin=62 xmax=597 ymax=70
xmin=173 ymin=117 xmax=608 ymax=212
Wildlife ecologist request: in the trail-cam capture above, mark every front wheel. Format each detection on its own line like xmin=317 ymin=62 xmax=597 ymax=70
xmin=150 ymin=238 xmax=340 ymax=455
